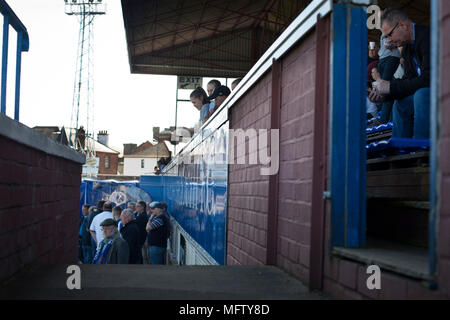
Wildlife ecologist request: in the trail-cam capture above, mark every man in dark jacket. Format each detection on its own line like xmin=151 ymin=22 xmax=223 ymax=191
xmin=146 ymin=202 xmax=170 ymax=265
xmin=135 ymin=200 xmax=149 ymax=263
xmin=369 ymin=8 xmax=430 ymax=139
xmin=120 ymin=209 xmax=142 ymax=264
xmin=86 ymin=200 xmax=105 ymax=258
xmin=93 ymin=219 xmax=129 ymax=264
xmin=79 ymin=204 xmax=93 ymax=263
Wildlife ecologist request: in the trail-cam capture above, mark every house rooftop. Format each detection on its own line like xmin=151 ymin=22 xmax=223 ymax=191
xmin=124 ymin=141 xmax=170 ymax=158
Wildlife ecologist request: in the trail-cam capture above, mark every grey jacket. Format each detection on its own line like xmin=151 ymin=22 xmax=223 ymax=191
xmin=99 ymin=232 xmax=130 ymax=264
xmin=378 ymin=34 xmax=401 ymax=60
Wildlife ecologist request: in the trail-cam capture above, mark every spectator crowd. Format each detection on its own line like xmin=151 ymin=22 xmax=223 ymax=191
xmin=79 ymin=7 xmax=429 ymax=266
xmin=190 ymin=78 xmax=242 ymax=125
xmin=79 ymin=200 xmax=170 ymax=265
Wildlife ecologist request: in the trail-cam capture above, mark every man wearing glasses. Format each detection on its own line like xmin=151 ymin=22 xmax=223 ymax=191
xmin=376 ymin=9 xmax=402 ymax=124
xmin=369 ymin=8 xmax=430 ymax=139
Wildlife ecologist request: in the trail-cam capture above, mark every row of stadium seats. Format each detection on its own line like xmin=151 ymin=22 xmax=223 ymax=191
xmin=366 ymin=116 xmax=430 ymax=159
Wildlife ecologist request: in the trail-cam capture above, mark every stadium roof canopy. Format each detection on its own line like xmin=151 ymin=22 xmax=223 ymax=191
xmin=121 ymin=0 xmax=312 ymax=78
xmin=121 ymin=0 xmax=431 ymax=77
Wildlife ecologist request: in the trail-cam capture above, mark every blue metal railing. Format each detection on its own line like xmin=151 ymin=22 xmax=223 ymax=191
xmin=0 ymin=0 xmax=29 ymax=121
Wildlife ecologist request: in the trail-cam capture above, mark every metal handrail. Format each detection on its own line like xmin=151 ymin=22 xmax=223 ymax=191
xmin=0 ymin=0 xmax=29 ymax=121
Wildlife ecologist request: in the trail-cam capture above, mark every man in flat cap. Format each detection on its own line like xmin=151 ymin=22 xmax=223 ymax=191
xmin=92 ymin=218 xmax=129 ymax=264
xmin=89 ymin=201 xmax=113 ymax=249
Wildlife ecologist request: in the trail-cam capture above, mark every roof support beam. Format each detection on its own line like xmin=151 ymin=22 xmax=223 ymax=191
xmin=134 ymin=28 xmax=252 ymax=61
xmin=211 ymin=0 xmax=232 ymax=38
xmin=252 ymin=0 xmax=279 ymax=28
xmin=170 ymin=0 xmax=185 ymax=48
xmin=130 ymin=1 xmax=200 ymax=29
xmin=187 ymin=0 xmax=208 ymax=56
xmin=131 ymin=9 xmax=264 ymax=46
xmin=150 ymin=1 xmax=159 ymax=52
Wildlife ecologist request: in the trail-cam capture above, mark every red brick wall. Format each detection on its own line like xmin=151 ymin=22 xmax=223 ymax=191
xmin=227 ymin=30 xmax=317 ymax=281
xmin=322 ymin=255 xmax=449 ymax=299
xmin=438 ymin=0 xmax=450 ymax=299
xmin=227 ymin=71 xmax=272 ymax=265
xmin=0 ymin=135 xmax=82 ymax=284
xmin=227 ymin=3 xmax=450 ymax=299
xmin=320 ymin=1 xmax=450 ymax=299
xmin=97 ymin=151 xmax=119 ymax=175
xmin=277 ymin=31 xmax=316 ymax=283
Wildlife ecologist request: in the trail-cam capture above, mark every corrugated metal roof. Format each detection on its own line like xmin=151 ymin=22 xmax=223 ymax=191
xmin=122 ymin=0 xmax=431 ymax=76
xmin=121 ymin=0 xmax=312 ymax=77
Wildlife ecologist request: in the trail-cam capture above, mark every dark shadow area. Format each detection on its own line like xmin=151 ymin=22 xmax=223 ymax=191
xmin=0 ymin=264 xmax=329 ymax=300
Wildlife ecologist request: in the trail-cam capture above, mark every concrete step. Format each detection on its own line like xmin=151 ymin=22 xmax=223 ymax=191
xmin=0 ymin=264 xmax=329 ymax=300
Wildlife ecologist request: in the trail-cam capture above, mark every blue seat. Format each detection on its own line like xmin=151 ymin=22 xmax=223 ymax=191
xmin=366 ymin=137 xmax=430 ymax=159
xmin=366 ymin=122 xmax=393 ymax=135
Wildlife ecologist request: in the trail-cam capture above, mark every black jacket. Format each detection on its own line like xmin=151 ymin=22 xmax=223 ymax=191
xmin=87 ymin=208 xmax=101 ymax=232
xmin=390 ymin=24 xmax=430 ymax=100
xmin=135 ymin=212 xmax=149 ymax=247
xmin=120 ymin=220 xmax=142 ymax=264
xmin=147 ymin=212 xmax=170 ymax=248
xmin=79 ymin=216 xmax=92 ymax=246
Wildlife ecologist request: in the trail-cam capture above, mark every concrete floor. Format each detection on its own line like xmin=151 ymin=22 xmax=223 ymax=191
xmin=0 ymin=264 xmax=328 ymax=300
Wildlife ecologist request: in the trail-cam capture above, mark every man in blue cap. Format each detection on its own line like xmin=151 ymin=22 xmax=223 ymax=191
xmin=146 ymin=202 xmax=171 ymax=264
xmin=207 ymin=85 xmax=231 ymax=117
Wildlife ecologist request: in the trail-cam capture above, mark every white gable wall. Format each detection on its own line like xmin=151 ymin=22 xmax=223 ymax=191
xmin=123 ymin=157 xmax=158 ymax=176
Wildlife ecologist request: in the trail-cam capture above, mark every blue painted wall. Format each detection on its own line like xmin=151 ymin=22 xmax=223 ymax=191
xmin=154 ymin=121 xmax=229 ymax=265
xmin=80 ymin=179 xmax=152 ymax=217
xmin=140 ymin=175 xmax=165 ymax=202
xmin=330 ymin=3 xmax=367 ymax=247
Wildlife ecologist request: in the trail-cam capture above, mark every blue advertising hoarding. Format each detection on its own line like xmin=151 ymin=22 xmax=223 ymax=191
xmin=80 ymin=179 xmax=153 ymax=217
xmin=139 ymin=175 xmax=165 ymax=202
xmin=154 ymin=122 xmax=228 ymax=265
